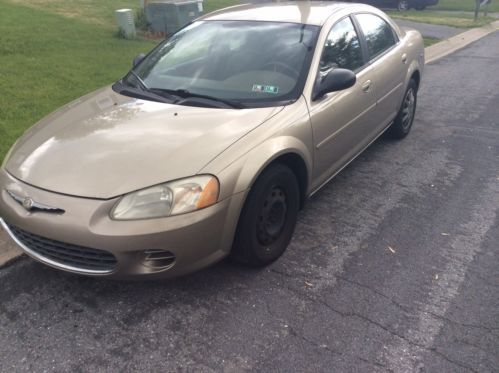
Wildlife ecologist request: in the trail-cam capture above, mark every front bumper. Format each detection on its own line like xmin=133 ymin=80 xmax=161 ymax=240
xmin=0 ymin=170 xmax=246 ymax=279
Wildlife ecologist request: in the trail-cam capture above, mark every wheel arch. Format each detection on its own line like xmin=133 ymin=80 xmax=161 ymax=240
xmin=264 ymin=152 xmax=309 ymax=209
xmin=245 ymin=144 xmax=312 ymax=210
xmin=216 ymin=136 xmax=313 ymax=210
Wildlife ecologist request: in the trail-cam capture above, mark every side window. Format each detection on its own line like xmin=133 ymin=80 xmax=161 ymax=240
xmin=356 ymin=13 xmax=396 ymax=60
xmin=319 ymin=17 xmax=364 ymax=74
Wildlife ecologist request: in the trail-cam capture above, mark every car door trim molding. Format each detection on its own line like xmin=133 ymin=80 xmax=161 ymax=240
xmin=377 ymin=81 xmax=403 ymax=105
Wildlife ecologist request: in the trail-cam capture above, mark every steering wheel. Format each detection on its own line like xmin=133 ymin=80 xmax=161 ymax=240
xmin=262 ymin=61 xmax=300 ymax=78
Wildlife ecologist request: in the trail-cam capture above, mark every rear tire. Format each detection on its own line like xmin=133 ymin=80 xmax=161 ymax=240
xmin=386 ymin=79 xmax=418 ymax=139
xmin=231 ymin=163 xmax=300 ymax=267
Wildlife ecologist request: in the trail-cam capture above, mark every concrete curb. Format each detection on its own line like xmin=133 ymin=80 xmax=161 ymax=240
xmin=426 ymin=20 xmax=499 ymax=64
xmin=1 ymin=21 xmax=498 ymax=270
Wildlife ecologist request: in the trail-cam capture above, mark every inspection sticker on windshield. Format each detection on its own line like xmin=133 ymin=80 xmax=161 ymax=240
xmin=252 ymin=84 xmax=279 ymax=94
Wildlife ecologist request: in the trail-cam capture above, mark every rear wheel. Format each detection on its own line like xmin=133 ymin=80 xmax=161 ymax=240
xmin=231 ymin=164 xmax=300 ymax=266
xmin=386 ymin=79 xmax=418 ymax=139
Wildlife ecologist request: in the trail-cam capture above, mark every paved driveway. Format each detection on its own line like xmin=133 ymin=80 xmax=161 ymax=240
xmin=1 ymin=33 xmax=498 ymax=373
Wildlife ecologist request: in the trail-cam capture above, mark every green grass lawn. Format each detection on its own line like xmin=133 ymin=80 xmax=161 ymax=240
xmin=388 ymin=9 xmax=496 ymax=27
xmin=0 ymin=0 xmax=239 ymax=164
xmin=423 ymin=36 xmax=440 ymax=47
xmin=432 ymin=0 xmax=499 ymax=13
xmin=389 ymin=0 xmax=499 ymax=28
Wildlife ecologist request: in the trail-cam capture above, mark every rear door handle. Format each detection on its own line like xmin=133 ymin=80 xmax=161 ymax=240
xmin=362 ymin=80 xmax=372 ymax=93
xmin=402 ymin=53 xmax=408 ymax=64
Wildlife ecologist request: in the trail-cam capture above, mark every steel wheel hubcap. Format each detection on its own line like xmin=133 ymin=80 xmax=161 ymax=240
xmin=401 ymin=88 xmax=415 ymax=130
xmin=257 ymin=186 xmax=287 ymax=246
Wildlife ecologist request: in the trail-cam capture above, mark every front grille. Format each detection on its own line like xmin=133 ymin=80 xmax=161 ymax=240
xmin=7 ymin=225 xmax=117 ymax=273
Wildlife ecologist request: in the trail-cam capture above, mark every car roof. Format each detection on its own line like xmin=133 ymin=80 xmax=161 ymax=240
xmin=199 ymin=1 xmax=361 ymax=26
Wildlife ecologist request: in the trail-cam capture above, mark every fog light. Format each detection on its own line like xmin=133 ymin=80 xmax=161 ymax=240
xmin=142 ymin=249 xmax=176 ymax=270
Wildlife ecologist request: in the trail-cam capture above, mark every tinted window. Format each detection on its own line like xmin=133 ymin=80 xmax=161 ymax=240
xmin=319 ymin=17 xmax=364 ymax=74
xmin=356 ymin=13 xmax=396 ymax=59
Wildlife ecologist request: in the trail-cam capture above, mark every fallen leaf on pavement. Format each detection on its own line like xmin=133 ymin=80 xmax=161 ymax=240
xmin=388 ymin=246 xmax=396 ymax=254
xmin=305 ymin=281 xmax=313 ymax=287
xmin=441 ymin=233 xmax=450 ymax=236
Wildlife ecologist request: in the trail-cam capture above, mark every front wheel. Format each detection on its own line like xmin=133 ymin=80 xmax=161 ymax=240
xmin=398 ymin=0 xmax=410 ymax=11
xmin=386 ymin=79 xmax=418 ymax=139
xmin=231 ymin=164 xmax=300 ymax=267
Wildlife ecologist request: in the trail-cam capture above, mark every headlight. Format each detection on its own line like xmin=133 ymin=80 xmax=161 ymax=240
xmin=111 ymin=175 xmax=219 ymax=220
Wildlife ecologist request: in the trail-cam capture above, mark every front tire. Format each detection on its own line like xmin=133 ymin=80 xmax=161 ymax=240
xmin=398 ymin=0 xmax=410 ymax=11
xmin=231 ymin=163 xmax=300 ymax=267
xmin=386 ymin=79 xmax=418 ymax=139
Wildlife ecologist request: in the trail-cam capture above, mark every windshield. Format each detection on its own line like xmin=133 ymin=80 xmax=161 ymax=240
xmin=116 ymin=20 xmax=320 ymax=108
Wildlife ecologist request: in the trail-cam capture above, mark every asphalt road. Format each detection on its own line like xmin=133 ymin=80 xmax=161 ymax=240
xmin=1 ymin=33 xmax=498 ymax=373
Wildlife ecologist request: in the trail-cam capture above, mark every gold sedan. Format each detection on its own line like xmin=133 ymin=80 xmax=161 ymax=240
xmin=0 ymin=2 xmax=424 ymax=279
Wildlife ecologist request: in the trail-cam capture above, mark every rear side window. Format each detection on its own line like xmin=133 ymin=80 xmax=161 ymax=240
xmin=356 ymin=13 xmax=396 ymax=60
xmin=319 ymin=17 xmax=364 ymax=74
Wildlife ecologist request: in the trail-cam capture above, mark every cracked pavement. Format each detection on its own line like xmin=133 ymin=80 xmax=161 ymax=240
xmin=1 ymin=33 xmax=498 ymax=373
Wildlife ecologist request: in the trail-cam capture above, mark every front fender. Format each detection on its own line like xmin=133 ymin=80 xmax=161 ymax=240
xmin=200 ymin=96 xmax=314 ymax=201
xmin=217 ymin=136 xmax=313 ymax=200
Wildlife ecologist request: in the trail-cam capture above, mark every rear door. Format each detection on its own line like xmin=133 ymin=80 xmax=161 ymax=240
xmin=354 ymin=13 xmax=407 ymax=130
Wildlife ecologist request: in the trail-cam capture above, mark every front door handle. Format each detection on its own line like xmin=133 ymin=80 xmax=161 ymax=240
xmin=402 ymin=53 xmax=408 ymax=64
xmin=362 ymin=80 xmax=372 ymax=93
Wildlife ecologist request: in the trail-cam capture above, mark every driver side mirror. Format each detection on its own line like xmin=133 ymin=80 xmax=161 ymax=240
xmin=133 ymin=53 xmax=146 ymax=67
xmin=313 ymin=68 xmax=357 ymax=101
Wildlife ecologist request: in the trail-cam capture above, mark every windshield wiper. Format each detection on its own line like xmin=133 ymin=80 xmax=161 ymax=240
xmin=115 ymin=81 xmax=173 ymax=104
xmin=153 ymin=88 xmax=246 ymax=109
xmin=120 ymin=71 xmax=179 ymax=103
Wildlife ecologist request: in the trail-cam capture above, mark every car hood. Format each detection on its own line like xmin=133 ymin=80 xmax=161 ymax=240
xmin=6 ymin=86 xmax=283 ymax=199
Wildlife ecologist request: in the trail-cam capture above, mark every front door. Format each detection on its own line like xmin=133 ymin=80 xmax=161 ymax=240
xmin=308 ymin=16 xmax=377 ymax=190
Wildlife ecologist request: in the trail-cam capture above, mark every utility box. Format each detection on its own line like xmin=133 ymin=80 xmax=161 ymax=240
xmin=145 ymin=0 xmax=204 ymax=35
xmin=115 ymin=9 xmax=136 ymax=39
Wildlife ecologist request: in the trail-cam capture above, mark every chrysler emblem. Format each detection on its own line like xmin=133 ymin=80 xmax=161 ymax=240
xmin=22 ymin=197 xmax=34 ymax=211
xmin=6 ymin=190 xmax=65 ymax=214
